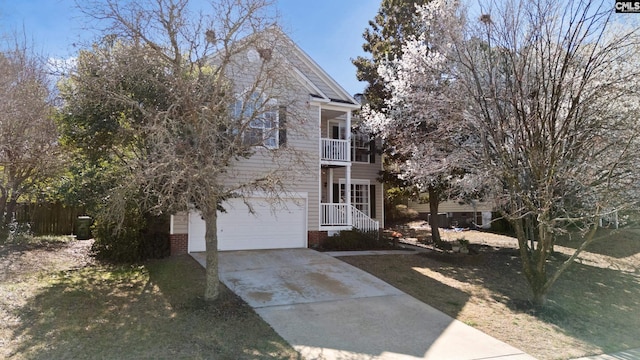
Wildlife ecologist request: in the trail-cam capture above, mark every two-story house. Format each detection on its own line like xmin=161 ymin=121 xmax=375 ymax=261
xmin=168 ymin=28 xmax=383 ymax=255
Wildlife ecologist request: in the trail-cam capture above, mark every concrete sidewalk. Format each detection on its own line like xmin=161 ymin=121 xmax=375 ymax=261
xmin=192 ymin=249 xmax=535 ymax=359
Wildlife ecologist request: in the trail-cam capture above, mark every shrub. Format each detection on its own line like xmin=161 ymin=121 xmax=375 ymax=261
xmin=92 ymin=209 xmax=169 ymax=263
xmin=321 ymin=230 xmax=391 ymax=251
xmin=386 ymin=204 xmax=419 ymax=225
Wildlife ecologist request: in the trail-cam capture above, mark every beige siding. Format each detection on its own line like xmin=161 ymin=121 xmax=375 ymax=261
xmin=288 ymin=50 xmax=344 ymax=101
xmin=175 ymin=29 xmax=358 ymax=235
xmin=222 ymin=95 xmax=320 ymax=230
xmin=171 ymin=212 xmax=188 ymax=234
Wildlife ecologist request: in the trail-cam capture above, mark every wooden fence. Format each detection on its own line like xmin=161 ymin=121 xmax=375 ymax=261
xmin=14 ymin=203 xmax=85 ymax=236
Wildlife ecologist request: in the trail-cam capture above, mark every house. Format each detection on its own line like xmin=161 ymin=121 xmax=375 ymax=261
xmin=407 ymin=198 xmax=493 ymax=229
xmin=168 ymin=29 xmax=383 ymax=255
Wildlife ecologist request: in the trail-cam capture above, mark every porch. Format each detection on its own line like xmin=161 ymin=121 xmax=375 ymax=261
xmin=317 ymin=103 xmax=380 ymax=234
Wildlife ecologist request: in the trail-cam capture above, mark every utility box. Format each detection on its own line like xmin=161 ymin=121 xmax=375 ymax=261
xmin=76 ymin=216 xmax=93 ymax=240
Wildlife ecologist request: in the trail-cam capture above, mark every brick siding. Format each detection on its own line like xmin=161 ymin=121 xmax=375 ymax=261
xmin=170 ymin=234 xmax=188 ymax=255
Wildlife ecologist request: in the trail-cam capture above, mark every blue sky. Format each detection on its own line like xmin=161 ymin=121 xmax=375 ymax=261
xmin=0 ymin=0 xmax=379 ymax=95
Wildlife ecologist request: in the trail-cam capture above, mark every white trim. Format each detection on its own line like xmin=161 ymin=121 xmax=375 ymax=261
xmin=339 ymin=178 xmax=371 ymax=217
xmin=320 ymin=102 xmax=360 ymax=112
xmin=309 ymin=97 xmax=330 ymax=105
xmin=170 ymin=215 xmax=175 ymax=234
xmin=339 ymin=178 xmax=371 ymax=186
xmin=284 ymin=35 xmax=358 ymax=104
xmin=317 ymin=103 xmax=323 ymax=231
xmin=234 ymin=191 xmax=309 ymax=200
xmin=292 ymin=67 xmax=329 ymax=100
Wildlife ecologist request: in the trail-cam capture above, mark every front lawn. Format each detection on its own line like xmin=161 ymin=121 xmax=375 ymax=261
xmin=340 ymin=228 xmax=640 ymax=360
xmin=0 ymin=237 xmax=298 ymax=359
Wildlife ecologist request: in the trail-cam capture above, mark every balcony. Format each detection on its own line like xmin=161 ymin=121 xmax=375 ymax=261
xmin=321 ymin=138 xmax=350 ymax=163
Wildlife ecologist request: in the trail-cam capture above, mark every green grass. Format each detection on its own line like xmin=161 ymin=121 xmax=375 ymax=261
xmin=1 ymin=244 xmax=299 ymax=360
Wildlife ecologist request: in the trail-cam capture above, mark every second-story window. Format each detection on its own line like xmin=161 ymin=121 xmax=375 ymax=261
xmin=234 ymin=93 xmax=279 ymax=149
xmin=246 ymin=108 xmax=278 ymax=148
xmin=352 ymin=131 xmax=370 ymax=163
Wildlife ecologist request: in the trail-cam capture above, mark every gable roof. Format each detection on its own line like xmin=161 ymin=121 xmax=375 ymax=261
xmin=269 ymin=27 xmax=359 ymax=107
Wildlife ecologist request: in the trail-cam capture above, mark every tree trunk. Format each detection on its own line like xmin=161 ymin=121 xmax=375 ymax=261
xmin=0 ymin=191 xmax=7 ymax=230
xmin=203 ymin=209 xmax=220 ymax=301
xmin=514 ymin=216 xmax=549 ymax=306
xmin=428 ymin=186 xmax=443 ymax=246
xmin=4 ymin=198 xmax=18 ymax=225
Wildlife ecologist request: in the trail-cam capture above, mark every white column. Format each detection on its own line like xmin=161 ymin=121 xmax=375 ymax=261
xmin=346 ymin=163 xmax=352 ymax=226
xmin=481 ymin=211 xmax=492 ymax=229
xmin=345 ymin=110 xmax=353 ymax=226
xmin=328 ymin=168 xmax=334 ymax=203
xmin=346 ymin=111 xmax=352 ymax=161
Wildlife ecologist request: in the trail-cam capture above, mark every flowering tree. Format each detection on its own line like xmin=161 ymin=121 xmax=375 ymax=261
xmin=373 ymin=0 xmax=640 ymax=305
xmin=363 ymin=0 xmax=472 ymax=244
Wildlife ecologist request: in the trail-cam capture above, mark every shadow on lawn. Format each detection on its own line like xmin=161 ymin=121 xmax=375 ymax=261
xmin=343 ymin=245 xmax=640 ymax=356
xmin=9 ymin=255 xmax=298 ymax=360
xmin=556 ymin=228 xmax=640 ymax=260
xmin=424 ymin=249 xmax=640 ymax=354
xmin=339 ymin=255 xmax=471 ymax=319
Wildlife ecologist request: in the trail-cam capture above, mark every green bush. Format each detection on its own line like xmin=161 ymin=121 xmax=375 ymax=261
xmin=488 ymin=213 xmax=515 ymax=236
xmin=321 ymin=230 xmax=391 ymax=251
xmin=386 ymin=204 xmax=419 ymax=225
xmin=92 ymin=209 xmax=169 ymax=263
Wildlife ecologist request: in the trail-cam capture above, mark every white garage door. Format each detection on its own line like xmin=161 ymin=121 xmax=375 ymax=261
xmin=188 ymin=197 xmax=307 ymax=252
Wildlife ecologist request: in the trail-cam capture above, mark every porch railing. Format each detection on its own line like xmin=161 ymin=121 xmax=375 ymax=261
xmin=321 ymin=203 xmax=349 ymax=226
xmin=321 ymin=138 xmax=350 ymax=162
xmin=320 ymin=203 xmax=379 ymax=233
xmin=351 ymin=206 xmax=380 ymax=233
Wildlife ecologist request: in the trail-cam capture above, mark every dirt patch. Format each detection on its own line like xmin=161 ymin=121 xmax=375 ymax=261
xmin=340 ymin=226 xmax=640 ymax=360
xmin=0 ymin=239 xmax=95 ymax=282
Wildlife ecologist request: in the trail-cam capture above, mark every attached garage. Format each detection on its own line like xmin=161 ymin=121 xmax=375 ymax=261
xmin=188 ymin=197 xmax=307 ymax=252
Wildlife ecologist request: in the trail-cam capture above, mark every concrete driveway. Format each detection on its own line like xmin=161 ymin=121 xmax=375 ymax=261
xmin=192 ymin=249 xmax=535 ymax=360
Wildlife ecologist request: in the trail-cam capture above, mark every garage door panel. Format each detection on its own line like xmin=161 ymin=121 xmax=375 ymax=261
xmin=188 ymin=197 xmax=307 ymax=252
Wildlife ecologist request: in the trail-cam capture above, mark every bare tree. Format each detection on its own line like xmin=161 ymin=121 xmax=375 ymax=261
xmin=0 ymin=41 xmax=59 ymax=238
xmin=453 ymin=0 xmax=640 ymax=305
xmin=69 ymin=0 xmax=307 ymax=300
xmin=381 ymin=0 xmax=640 ymax=305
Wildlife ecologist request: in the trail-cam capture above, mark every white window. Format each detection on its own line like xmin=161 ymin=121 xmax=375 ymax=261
xmin=352 ymin=131 xmax=370 ymax=163
xmin=234 ymin=93 xmax=278 ymax=149
xmin=339 ymin=180 xmax=370 ymax=216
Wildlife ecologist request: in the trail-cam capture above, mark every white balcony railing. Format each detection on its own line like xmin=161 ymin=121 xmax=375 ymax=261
xmin=321 ymin=138 xmax=350 ymax=162
xmin=321 ymin=203 xmax=379 ymax=233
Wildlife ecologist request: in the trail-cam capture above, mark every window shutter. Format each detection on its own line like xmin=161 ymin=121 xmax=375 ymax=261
xmin=333 ymin=183 xmax=340 ymax=204
xmin=278 ymin=106 xmax=287 ymax=147
xmin=369 ymin=138 xmax=376 ymax=163
xmin=370 ymin=184 xmax=376 ymax=219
